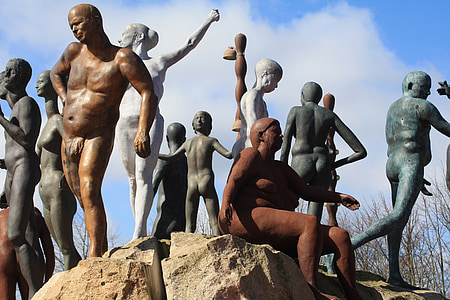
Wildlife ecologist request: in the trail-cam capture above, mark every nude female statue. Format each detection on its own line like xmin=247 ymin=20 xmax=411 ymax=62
xmin=117 ymin=9 xmax=220 ymax=240
xmin=36 ymin=70 xmax=81 ymax=270
xmin=219 ymin=118 xmax=362 ymax=300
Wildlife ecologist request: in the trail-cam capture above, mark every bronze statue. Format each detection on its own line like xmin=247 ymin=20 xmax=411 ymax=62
xmin=0 ymin=207 xmax=54 ymax=300
xmin=280 ymin=82 xmax=366 ymax=222
xmin=36 ymin=70 xmax=81 ymax=270
xmin=152 ymin=123 xmax=188 ymax=239
xmin=159 ymin=111 xmax=232 ymax=235
xmin=352 ymin=71 xmax=450 ymax=288
xmin=0 ymin=59 xmax=45 ymax=299
xmin=50 ymin=4 xmax=158 ymax=257
xmin=219 ymin=118 xmax=362 ymax=300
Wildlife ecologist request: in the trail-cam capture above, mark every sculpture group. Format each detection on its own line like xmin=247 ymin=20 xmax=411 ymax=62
xmin=0 ymin=3 xmax=448 ymax=299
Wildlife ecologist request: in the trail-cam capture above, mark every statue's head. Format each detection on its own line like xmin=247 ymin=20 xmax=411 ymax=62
xmin=4 ymin=58 xmax=32 ymax=90
xmin=166 ymin=122 xmax=186 ymax=146
xmin=192 ymin=111 xmax=212 ymax=136
xmin=119 ymin=23 xmax=159 ymax=51
xmin=301 ymin=82 xmax=322 ymax=105
xmin=250 ymin=117 xmax=280 ymax=149
xmin=255 ymin=58 xmax=282 ymax=93
xmin=68 ymin=4 xmax=103 ymax=44
xmin=402 ymin=71 xmax=431 ymax=100
xmin=36 ymin=70 xmax=54 ymax=98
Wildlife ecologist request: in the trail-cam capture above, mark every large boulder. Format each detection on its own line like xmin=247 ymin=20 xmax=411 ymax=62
xmin=162 ymin=232 xmax=315 ymax=300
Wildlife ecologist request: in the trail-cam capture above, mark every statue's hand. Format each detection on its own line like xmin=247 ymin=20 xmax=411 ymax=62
xmin=208 ymin=9 xmax=220 ymax=23
xmin=340 ymin=194 xmax=360 ymax=211
xmin=437 ymin=81 xmax=450 ymax=98
xmin=220 ymin=202 xmax=233 ymax=225
xmin=134 ymin=131 xmax=151 ymax=158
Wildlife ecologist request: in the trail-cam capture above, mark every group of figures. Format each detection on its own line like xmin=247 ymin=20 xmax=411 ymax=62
xmin=0 ymin=3 xmax=449 ymax=300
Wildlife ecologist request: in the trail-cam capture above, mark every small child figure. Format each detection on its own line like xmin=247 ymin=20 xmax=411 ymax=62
xmin=159 ymin=111 xmax=232 ymax=235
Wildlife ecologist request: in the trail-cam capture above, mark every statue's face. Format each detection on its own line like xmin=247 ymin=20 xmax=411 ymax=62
xmin=262 ymin=72 xmax=280 ymax=93
xmin=3 ymin=63 xmax=18 ymax=90
xmin=118 ymin=26 xmax=135 ymax=49
xmin=0 ymin=72 xmax=7 ymax=99
xmin=69 ymin=7 xmax=96 ymax=44
xmin=36 ymin=73 xmax=51 ymax=97
xmin=262 ymin=123 xmax=283 ymax=152
xmin=193 ymin=112 xmax=211 ymax=135
xmin=410 ymin=76 xmax=431 ymax=100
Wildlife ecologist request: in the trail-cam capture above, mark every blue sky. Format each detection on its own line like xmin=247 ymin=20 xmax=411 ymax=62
xmin=0 ymin=0 xmax=449 ymax=242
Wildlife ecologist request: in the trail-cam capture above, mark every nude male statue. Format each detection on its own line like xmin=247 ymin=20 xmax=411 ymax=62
xmin=50 ymin=4 xmax=158 ymax=257
xmin=151 ymin=123 xmax=188 ymax=239
xmin=0 ymin=59 xmax=45 ymax=299
xmin=0 ymin=207 xmax=54 ymax=300
xmin=36 ymin=70 xmax=81 ymax=270
xmin=159 ymin=111 xmax=232 ymax=235
xmin=280 ymin=82 xmax=366 ymax=221
xmin=117 ymin=9 xmax=219 ymax=240
xmin=351 ymin=71 xmax=450 ymax=288
xmin=232 ymin=58 xmax=282 ymax=158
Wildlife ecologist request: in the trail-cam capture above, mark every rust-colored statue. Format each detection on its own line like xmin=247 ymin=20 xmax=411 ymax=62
xmin=50 ymin=4 xmax=158 ymax=257
xmin=0 ymin=207 xmax=54 ymax=300
xmin=219 ymin=118 xmax=362 ymax=300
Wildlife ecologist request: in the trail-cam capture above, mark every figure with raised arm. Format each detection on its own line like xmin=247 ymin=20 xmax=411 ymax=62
xmin=117 ymin=9 xmax=219 ymax=240
xmin=219 ymin=118 xmax=362 ymax=300
xmin=159 ymin=111 xmax=232 ymax=235
xmin=50 ymin=4 xmax=158 ymax=257
xmin=280 ymin=82 xmax=366 ymax=222
xmin=151 ymin=122 xmax=188 ymax=239
xmin=352 ymin=71 xmax=450 ymax=288
xmin=36 ymin=70 xmax=81 ymax=270
xmin=0 ymin=59 xmax=44 ymax=298
xmin=232 ymin=58 xmax=282 ymax=158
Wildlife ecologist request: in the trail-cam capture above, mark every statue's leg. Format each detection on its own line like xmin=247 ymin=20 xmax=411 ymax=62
xmin=185 ymin=183 xmax=200 ymax=233
xmin=0 ymin=210 xmax=19 ymax=300
xmin=323 ymin=226 xmax=361 ymax=300
xmin=7 ymin=165 xmax=44 ymax=299
xmin=132 ymin=114 xmax=163 ymax=240
xmin=78 ymin=134 xmax=113 ymax=257
xmin=201 ymin=179 xmax=220 ymax=236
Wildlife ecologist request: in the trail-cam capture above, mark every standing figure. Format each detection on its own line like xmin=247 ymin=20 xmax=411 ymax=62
xmin=0 ymin=59 xmax=44 ymax=298
xmin=232 ymin=58 xmax=282 ymax=158
xmin=0 ymin=207 xmax=54 ymax=300
xmin=151 ymin=122 xmax=188 ymax=239
xmin=280 ymin=82 xmax=366 ymax=221
xmin=219 ymin=118 xmax=362 ymax=300
xmin=117 ymin=9 xmax=220 ymax=240
xmin=36 ymin=70 xmax=81 ymax=270
xmin=159 ymin=111 xmax=232 ymax=235
xmin=352 ymin=71 xmax=450 ymax=288
xmin=50 ymin=4 xmax=158 ymax=257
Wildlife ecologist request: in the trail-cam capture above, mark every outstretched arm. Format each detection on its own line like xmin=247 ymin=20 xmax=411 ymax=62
xmin=213 ymin=138 xmax=232 ymax=159
xmin=280 ymin=107 xmax=297 ymax=163
xmin=159 ymin=143 xmax=186 ymax=162
xmin=332 ymin=114 xmax=367 ymax=169
xmin=159 ymin=9 xmax=220 ymax=68
xmin=422 ymin=101 xmax=450 ymax=137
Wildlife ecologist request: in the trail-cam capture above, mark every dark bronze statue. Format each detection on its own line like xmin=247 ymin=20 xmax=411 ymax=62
xmin=159 ymin=111 xmax=232 ymax=235
xmin=280 ymin=82 xmax=366 ymax=222
xmin=50 ymin=4 xmax=158 ymax=257
xmin=36 ymin=70 xmax=81 ymax=270
xmin=0 ymin=59 xmax=45 ymax=299
xmin=0 ymin=207 xmax=54 ymax=300
xmin=352 ymin=71 xmax=450 ymax=288
xmin=152 ymin=123 xmax=188 ymax=239
xmin=219 ymin=118 xmax=362 ymax=300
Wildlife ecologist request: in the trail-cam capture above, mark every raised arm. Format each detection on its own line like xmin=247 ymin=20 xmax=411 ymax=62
xmin=213 ymin=138 xmax=232 ymax=159
xmin=280 ymin=107 xmax=297 ymax=163
xmin=0 ymin=98 xmax=41 ymax=149
xmin=332 ymin=114 xmax=367 ymax=169
xmin=158 ymin=9 xmax=219 ymax=68
xmin=119 ymin=49 xmax=158 ymax=158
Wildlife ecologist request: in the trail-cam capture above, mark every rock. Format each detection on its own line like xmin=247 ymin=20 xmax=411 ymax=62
xmin=33 ymin=236 xmax=165 ymax=300
xmin=162 ymin=232 xmax=315 ymax=300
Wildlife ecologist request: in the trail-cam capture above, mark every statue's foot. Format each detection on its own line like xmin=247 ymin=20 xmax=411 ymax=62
xmin=387 ymin=278 xmax=422 ymax=290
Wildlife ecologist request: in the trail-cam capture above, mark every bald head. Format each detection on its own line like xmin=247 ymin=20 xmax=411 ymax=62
xmin=250 ymin=117 xmax=279 ymax=148
xmin=255 ymin=58 xmax=283 ymax=81
xmin=124 ymin=23 xmax=159 ymax=51
xmin=301 ymin=82 xmax=322 ymax=105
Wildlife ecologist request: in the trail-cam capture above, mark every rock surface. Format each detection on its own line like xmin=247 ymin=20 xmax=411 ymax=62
xmin=32 ymin=233 xmax=447 ymax=300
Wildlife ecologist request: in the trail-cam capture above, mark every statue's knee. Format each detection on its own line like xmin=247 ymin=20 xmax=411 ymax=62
xmin=79 ymin=178 xmax=101 ymax=202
